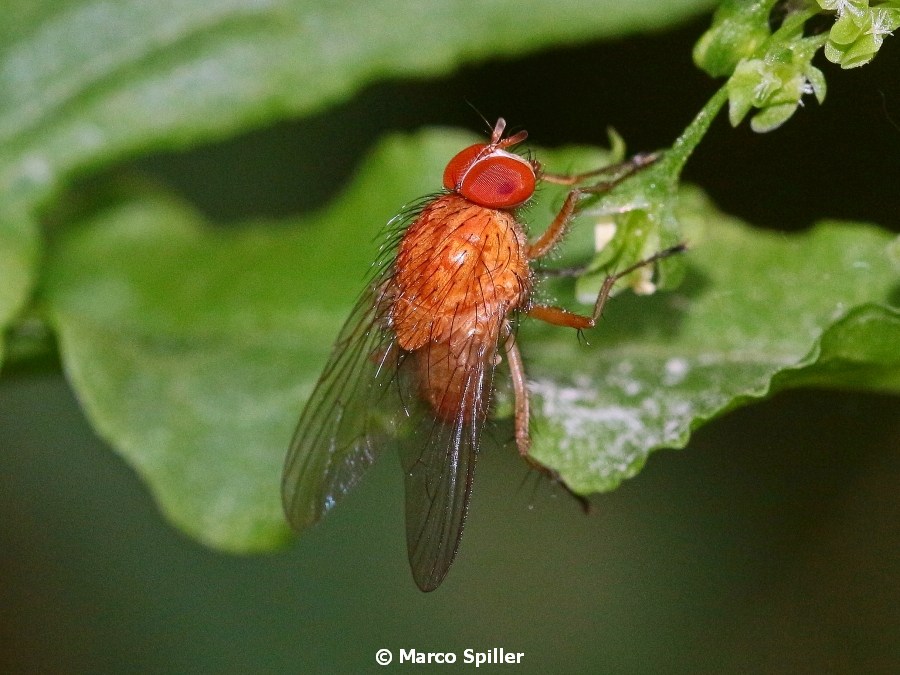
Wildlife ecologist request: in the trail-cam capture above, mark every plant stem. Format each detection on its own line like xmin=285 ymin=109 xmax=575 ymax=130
xmin=658 ymin=84 xmax=729 ymax=180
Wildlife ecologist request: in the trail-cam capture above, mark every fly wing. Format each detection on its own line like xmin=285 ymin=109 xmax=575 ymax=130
xmin=281 ymin=200 xmax=430 ymax=532
xmin=397 ymin=336 xmax=498 ymax=592
xmin=281 ymin=283 xmax=398 ymax=531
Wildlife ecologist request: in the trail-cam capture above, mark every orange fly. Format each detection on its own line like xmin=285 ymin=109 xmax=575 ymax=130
xmin=282 ymin=118 xmax=683 ymax=591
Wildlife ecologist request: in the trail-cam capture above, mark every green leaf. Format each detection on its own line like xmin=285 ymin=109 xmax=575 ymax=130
xmin=0 ymin=208 xmax=40 ymax=367
xmin=524 ymin=187 xmax=899 ymax=493
xmin=42 ymin=130 xmax=899 ymax=550
xmin=0 ymin=0 xmax=718 ymax=211
xmin=41 ymin=130 xmax=469 ymax=551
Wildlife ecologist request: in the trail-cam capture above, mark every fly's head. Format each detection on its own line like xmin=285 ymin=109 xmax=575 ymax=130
xmin=442 ymin=118 xmax=537 ymax=209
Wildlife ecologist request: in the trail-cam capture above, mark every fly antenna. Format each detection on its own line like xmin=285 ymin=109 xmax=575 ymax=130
xmin=490 ymin=117 xmax=507 ymax=144
xmin=464 ymin=100 xmax=494 ymax=136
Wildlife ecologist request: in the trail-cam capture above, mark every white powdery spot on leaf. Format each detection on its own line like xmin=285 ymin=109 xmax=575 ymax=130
xmin=605 ymin=359 xmax=644 ymax=397
xmin=528 ymin=376 xmax=697 ymax=489
xmin=662 ymin=356 xmax=690 ymax=386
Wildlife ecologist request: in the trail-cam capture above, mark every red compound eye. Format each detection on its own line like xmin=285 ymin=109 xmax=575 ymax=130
xmin=443 ymin=146 xmax=535 ymax=208
xmin=443 ymin=144 xmax=486 ymax=192
xmin=458 ymin=152 xmax=535 ymax=208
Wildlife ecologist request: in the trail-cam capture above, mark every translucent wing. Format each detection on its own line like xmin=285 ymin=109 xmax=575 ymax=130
xmin=281 ymin=282 xmax=398 ymax=530
xmin=397 ymin=336 xmax=499 ymax=592
xmin=281 ymin=201 xmax=429 ymax=531
xmin=283 ymin=277 xmax=502 ymax=591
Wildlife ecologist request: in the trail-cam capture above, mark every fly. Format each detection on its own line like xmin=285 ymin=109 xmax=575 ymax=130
xmin=282 ymin=118 xmax=684 ymax=591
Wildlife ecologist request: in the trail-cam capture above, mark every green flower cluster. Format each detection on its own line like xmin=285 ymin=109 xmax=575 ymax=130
xmin=726 ymin=33 xmax=827 ymax=132
xmin=819 ymin=0 xmax=900 ymax=68
xmin=696 ymin=0 xmax=898 ymax=134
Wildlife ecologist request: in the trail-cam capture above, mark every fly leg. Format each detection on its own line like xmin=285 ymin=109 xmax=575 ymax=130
xmin=539 ymin=151 xmax=659 ymax=186
xmin=527 ymin=152 xmax=658 ymax=259
xmin=504 ymin=329 xmax=591 ymax=513
xmin=527 ymin=244 xmax=687 ymax=331
xmin=503 ymin=331 xmax=530 ymax=457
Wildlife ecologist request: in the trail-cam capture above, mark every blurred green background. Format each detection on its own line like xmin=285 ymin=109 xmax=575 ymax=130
xmin=2 ymin=15 xmax=899 ymax=674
